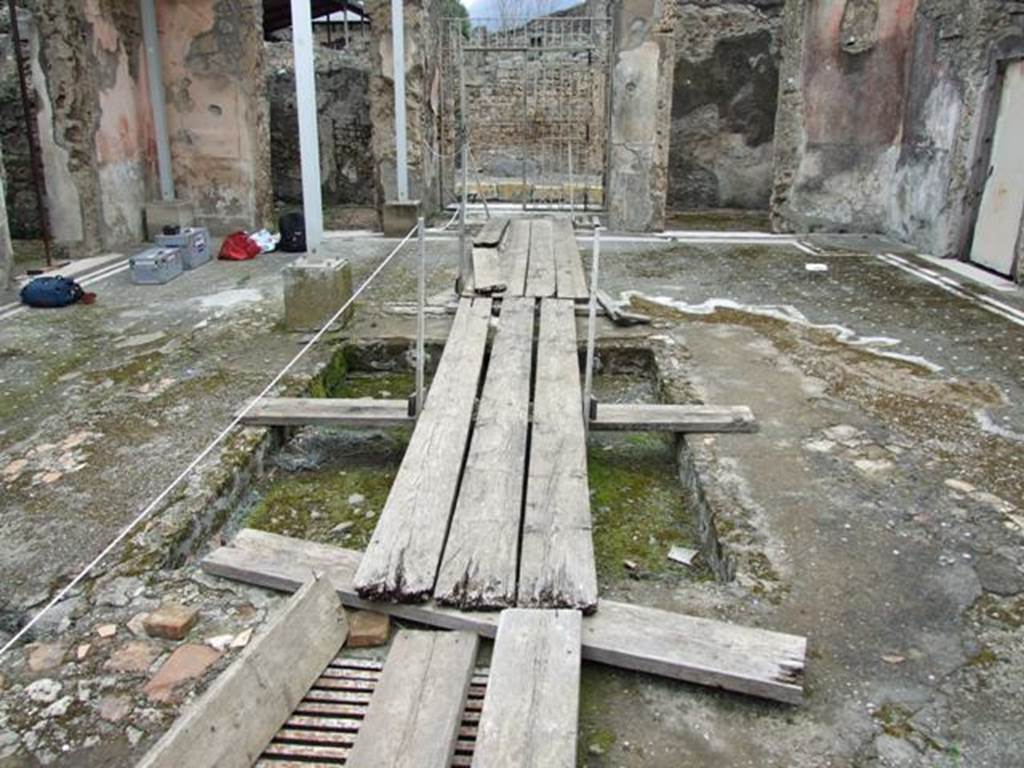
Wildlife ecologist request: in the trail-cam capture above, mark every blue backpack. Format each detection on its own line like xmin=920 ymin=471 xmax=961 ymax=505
xmin=20 ymin=276 xmax=85 ymax=308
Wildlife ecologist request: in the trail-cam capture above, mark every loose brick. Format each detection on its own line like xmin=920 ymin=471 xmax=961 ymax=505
xmin=345 ymin=610 xmax=390 ymax=648
xmin=144 ymin=603 xmax=199 ymax=640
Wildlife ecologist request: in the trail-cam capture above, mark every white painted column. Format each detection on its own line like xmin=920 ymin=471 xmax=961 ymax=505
xmin=292 ymin=0 xmax=324 ymax=258
xmin=140 ymin=0 xmax=175 ymax=202
xmin=391 ymin=0 xmax=409 ymax=201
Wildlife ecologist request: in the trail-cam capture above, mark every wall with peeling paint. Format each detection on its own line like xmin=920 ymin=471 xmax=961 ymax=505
xmin=156 ymin=0 xmax=272 ymax=234
xmin=772 ymin=0 xmax=1024 ymax=259
xmin=1 ymin=0 xmax=270 ymax=256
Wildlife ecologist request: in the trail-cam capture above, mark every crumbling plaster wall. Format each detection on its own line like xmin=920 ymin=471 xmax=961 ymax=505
xmin=665 ymin=0 xmax=782 ymax=210
xmin=266 ymin=42 xmax=374 ymax=208
xmin=772 ymin=0 xmax=1024 ymax=258
xmin=364 ymin=0 xmax=443 ymax=215
xmin=157 ymin=0 xmax=272 ymax=234
xmin=607 ymin=0 xmax=675 ymax=231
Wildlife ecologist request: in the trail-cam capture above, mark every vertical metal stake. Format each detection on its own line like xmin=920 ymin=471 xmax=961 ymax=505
xmin=583 ymin=225 xmax=601 ymax=429
xmin=391 ymin=0 xmax=409 ymax=201
xmin=458 ymin=37 xmax=468 ymax=291
xmin=568 ymin=139 xmax=574 ymax=218
xmin=416 ymin=216 xmax=426 ymax=415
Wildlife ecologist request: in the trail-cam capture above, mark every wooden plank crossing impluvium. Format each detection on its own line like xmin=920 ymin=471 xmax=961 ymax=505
xmin=472 ymin=610 xmax=582 ymax=768
xmin=242 ymin=397 xmax=413 ymax=429
xmin=517 ymin=298 xmax=598 ymax=613
xmin=345 ymin=630 xmax=479 ymax=768
xmin=550 ymin=217 xmax=589 ymax=300
xmin=434 ymin=297 xmax=535 ymax=609
xmin=201 ymin=530 xmax=808 ymax=704
xmin=354 ymin=297 xmax=492 ymax=602
xmin=240 ymin=398 xmax=758 ymax=434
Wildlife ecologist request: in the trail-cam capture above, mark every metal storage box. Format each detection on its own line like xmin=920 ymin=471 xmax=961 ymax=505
xmin=155 ymin=226 xmax=211 ymax=270
xmin=130 ymin=247 xmax=183 ymax=285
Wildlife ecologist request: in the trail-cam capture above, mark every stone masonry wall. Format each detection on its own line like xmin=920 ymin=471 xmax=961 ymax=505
xmin=771 ymin=0 xmax=1024 ymax=260
xmin=665 ymin=0 xmax=783 ymax=210
xmin=266 ymin=42 xmax=374 ymax=207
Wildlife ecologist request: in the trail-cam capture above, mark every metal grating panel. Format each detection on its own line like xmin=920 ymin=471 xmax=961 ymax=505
xmin=256 ymin=655 xmax=489 ymax=767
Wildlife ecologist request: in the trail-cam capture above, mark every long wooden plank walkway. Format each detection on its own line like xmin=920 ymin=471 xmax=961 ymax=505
xmin=353 ymin=297 xmax=492 ymax=602
xmin=434 ymin=297 xmax=535 ymax=609
xmin=518 ymin=299 xmax=597 ymax=612
xmin=466 ymin=216 xmax=587 ymax=300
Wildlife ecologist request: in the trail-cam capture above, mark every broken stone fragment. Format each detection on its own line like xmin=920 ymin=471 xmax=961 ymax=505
xmin=96 ymin=624 xmax=117 ymax=638
xmin=76 ymin=644 xmax=91 ymax=661
xmin=25 ymin=678 xmax=62 ymax=704
xmin=127 ymin=612 xmax=150 ymax=637
xmin=96 ymin=695 xmax=133 ymax=723
xmin=144 ymin=603 xmax=199 ymax=640
xmin=143 ymin=644 xmax=221 ymax=703
xmin=41 ymin=695 xmax=73 ymax=718
xmin=230 ymin=628 xmax=253 ymax=649
xmin=205 ymin=634 xmax=234 ymax=652
xmin=345 ymin=610 xmax=391 ymax=648
xmin=26 ymin=642 xmax=67 ymax=672
xmin=105 ymin=641 xmax=161 ymax=674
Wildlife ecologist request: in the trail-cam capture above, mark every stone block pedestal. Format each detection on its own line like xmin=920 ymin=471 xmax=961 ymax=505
xmin=283 ymin=258 xmax=354 ymax=331
xmin=382 ymin=200 xmax=420 ymax=237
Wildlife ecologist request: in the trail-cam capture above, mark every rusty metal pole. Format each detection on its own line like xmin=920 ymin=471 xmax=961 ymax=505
xmin=7 ymin=0 xmax=52 ymax=266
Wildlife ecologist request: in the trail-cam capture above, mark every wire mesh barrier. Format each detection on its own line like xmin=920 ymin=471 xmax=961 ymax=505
xmin=439 ymin=15 xmax=612 ymax=211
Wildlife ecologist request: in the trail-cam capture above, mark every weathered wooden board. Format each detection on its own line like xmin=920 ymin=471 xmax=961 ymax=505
xmin=518 ymin=299 xmax=597 ymax=612
xmin=202 ymin=529 xmax=807 ymax=704
xmin=241 ymin=397 xmax=413 ymax=429
xmin=550 ymin=217 xmax=588 ymax=300
xmin=525 ymin=219 xmax=556 ymax=297
xmin=240 ymin=397 xmax=754 ymax=436
xmin=595 ymin=289 xmax=651 ymax=326
xmin=434 ymin=298 xmax=535 ymax=608
xmin=137 ymin=577 xmax=348 ymax=768
xmin=346 ymin=630 xmax=479 ymax=768
xmin=474 ymin=217 xmax=509 ymax=248
xmin=593 ymin=404 xmax=758 ymax=433
xmin=353 ymin=297 xmax=492 ymax=602
xmin=501 ymin=219 xmax=531 ymax=298
xmin=472 ymin=610 xmax=581 ymax=768
xmin=472 ymin=248 xmax=507 ymax=295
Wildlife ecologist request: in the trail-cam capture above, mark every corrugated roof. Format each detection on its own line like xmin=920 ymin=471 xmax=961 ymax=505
xmin=263 ymin=0 xmax=369 ymax=35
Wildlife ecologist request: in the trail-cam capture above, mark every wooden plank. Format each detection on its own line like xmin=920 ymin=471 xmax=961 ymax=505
xmin=518 ymin=299 xmax=597 ymax=612
xmin=434 ymin=297 xmax=535 ymax=609
xmin=474 ymin=216 xmax=509 ymax=248
xmin=137 ymin=577 xmax=348 ymax=768
xmin=472 ymin=610 xmax=581 ymax=768
xmin=525 ymin=219 xmax=556 ymax=297
xmin=592 ymin=404 xmax=758 ymax=433
xmin=354 ymin=298 xmax=492 ymax=602
xmin=500 ymin=219 xmax=530 ymax=298
xmin=595 ymin=289 xmax=651 ymax=326
xmin=201 ymin=529 xmax=807 ymax=704
xmin=550 ymin=217 xmax=588 ymax=300
xmin=471 ymin=248 xmax=507 ymax=295
xmin=241 ymin=397 xmax=412 ymax=428
xmin=346 ymin=630 xmax=479 ymax=768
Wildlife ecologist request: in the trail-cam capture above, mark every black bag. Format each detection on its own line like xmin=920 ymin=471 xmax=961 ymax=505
xmin=20 ymin=276 xmax=85 ymax=308
xmin=278 ymin=213 xmax=306 ymax=253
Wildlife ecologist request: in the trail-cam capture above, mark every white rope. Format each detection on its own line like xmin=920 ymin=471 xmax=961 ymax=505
xmin=0 ymin=225 xmax=419 ymax=658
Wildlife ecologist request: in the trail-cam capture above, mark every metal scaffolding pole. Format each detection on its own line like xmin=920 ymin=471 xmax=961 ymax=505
xmin=391 ymin=0 xmax=409 ymax=201
xmin=140 ymin=0 xmax=174 ymax=202
xmin=291 ymin=0 xmax=324 ymax=258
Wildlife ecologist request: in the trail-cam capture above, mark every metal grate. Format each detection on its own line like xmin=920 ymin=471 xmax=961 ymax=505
xmin=256 ymin=655 xmax=489 ymax=767
xmin=438 ymin=15 xmax=612 ymax=210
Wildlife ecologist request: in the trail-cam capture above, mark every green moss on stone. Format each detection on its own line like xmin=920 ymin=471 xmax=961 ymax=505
xmin=245 ymin=467 xmax=397 ymax=548
xmin=587 ymin=437 xmax=706 ymax=585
